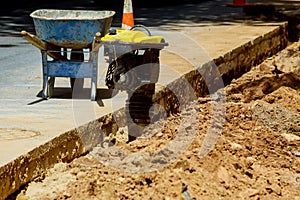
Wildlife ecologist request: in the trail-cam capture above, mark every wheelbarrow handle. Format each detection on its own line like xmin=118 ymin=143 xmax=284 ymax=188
xmin=21 ymin=30 xmax=67 ymax=61
xmin=91 ymin=32 xmax=102 ymax=53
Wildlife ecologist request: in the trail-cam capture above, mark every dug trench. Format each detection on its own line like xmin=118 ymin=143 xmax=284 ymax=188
xmin=12 ymin=36 xmax=300 ymax=200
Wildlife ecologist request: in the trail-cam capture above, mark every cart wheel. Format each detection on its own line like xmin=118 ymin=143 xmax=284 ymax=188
xmin=70 ymin=49 xmax=84 ymax=90
xmin=70 ymin=78 xmax=84 ymax=90
xmin=105 ymin=59 xmax=118 ymax=89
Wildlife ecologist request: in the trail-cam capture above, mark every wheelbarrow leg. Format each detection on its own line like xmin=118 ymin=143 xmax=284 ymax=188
xmin=90 ymin=51 xmax=98 ymax=101
xmin=41 ymin=51 xmax=55 ymax=99
xmin=41 ymin=51 xmax=49 ymax=99
xmin=89 ymin=32 xmax=102 ymax=101
xmin=42 ymin=77 xmax=48 ymax=99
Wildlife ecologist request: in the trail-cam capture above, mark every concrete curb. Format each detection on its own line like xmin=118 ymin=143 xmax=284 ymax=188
xmin=155 ymin=22 xmax=288 ymax=115
xmin=0 ymin=22 xmax=288 ymax=200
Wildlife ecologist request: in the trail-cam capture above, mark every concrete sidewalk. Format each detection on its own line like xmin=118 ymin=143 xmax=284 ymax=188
xmin=0 ymin=0 xmax=297 ymax=198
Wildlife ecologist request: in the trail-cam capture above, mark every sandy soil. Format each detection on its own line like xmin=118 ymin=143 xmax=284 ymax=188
xmin=15 ymin=40 xmax=300 ymax=199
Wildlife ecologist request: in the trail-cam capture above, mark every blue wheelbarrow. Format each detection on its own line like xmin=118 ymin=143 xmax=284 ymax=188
xmin=22 ymin=9 xmax=115 ymax=101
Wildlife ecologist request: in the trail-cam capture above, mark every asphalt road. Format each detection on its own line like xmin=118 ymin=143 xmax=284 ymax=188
xmin=0 ymin=0 xmax=246 ymax=36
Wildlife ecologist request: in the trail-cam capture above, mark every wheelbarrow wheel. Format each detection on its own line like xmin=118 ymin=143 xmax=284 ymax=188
xmin=70 ymin=78 xmax=84 ymax=90
xmin=70 ymin=49 xmax=85 ymax=90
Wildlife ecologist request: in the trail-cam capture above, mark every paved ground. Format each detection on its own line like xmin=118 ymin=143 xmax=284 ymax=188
xmin=0 ymin=0 xmax=295 ymax=172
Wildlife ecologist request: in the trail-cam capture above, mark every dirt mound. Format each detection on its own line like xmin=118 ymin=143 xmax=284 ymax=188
xmin=15 ymin=42 xmax=300 ymax=200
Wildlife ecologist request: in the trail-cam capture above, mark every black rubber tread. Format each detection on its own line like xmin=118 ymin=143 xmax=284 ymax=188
xmin=70 ymin=49 xmax=84 ymax=90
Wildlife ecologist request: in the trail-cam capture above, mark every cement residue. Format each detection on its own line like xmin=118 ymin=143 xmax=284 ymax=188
xmin=0 ymin=128 xmax=40 ymax=141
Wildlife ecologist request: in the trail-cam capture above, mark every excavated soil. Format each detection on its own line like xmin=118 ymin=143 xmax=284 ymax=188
xmin=15 ymin=41 xmax=300 ymax=199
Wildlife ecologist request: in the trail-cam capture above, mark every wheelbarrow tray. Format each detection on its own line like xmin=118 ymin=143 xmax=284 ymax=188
xmin=30 ymin=9 xmax=115 ymax=49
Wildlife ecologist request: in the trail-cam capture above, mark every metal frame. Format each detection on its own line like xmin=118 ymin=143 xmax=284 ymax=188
xmin=41 ymin=48 xmax=99 ymax=101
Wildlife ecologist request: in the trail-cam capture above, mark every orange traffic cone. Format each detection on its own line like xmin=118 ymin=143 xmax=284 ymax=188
xmin=122 ymin=0 xmax=134 ymax=30
xmin=226 ymin=0 xmax=253 ymax=7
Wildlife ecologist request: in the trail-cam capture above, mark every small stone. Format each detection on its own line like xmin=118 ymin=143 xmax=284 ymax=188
xmin=270 ymin=184 xmax=282 ymax=195
xmin=294 ymin=150 xmax=300 ymax=157
xmin=76 ymin=171 xmax=86 ymax=179
xmin=283 ymin=133 xmax=300 ymax=142
xmin=239 ymin=122 xmax=252 ymax=130
xmin=118 ymin=177 xmax=126 ymax=183
xmin=156 ymin=132 xmax=163 ymax=137
xmin=245 ymin=157 xmax=256 ymax=168
xmin=230 ymin=142 xmax=243 ymax=150
xmin=63 ymin=191 xmax=71 ymax=198
xmin=240 ymin=188 xmax=260 ymax=198
xmin=217 ymin=166 xmax=229 ymax=183
xmin=198 ymin=97 xmax=211 ymax=103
